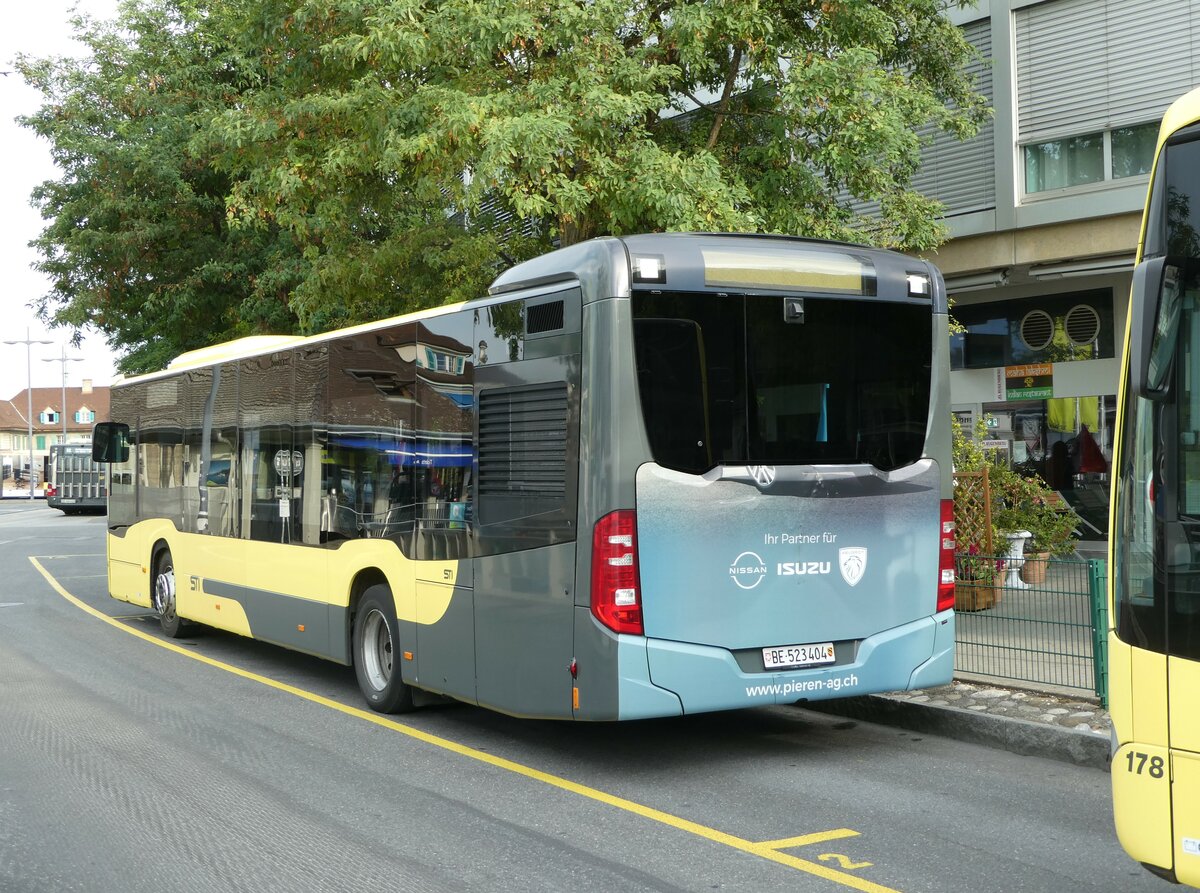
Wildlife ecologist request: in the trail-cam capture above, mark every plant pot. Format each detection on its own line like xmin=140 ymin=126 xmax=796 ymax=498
xmin=955 ymin=582 xmax=1000 ymax=612
xmin=1003 ymin=531 xmax=1032 ymax=590
xmin=1020 ymin=551 xmax=1051 ymax=584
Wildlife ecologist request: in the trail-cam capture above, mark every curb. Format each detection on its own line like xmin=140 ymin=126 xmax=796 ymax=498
xmin=806 ymin=694 xmax=1112 ymax=771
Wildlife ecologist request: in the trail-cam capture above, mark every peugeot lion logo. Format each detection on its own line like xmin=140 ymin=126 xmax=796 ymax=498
xmin=839 ymin=547 xmax=868 ymax=587
xmin=747 ymin=465 xmax=776 ymax=487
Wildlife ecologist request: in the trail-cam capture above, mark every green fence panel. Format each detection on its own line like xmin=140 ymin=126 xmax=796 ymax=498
xmin=954 ymin=553 xmax=1104 ymax=700
xmin=1089 ymin=559 xmax=1108 ymax=708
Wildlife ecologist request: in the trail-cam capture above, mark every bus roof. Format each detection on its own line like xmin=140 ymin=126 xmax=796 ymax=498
xmin=489 ymin=232 xmax=946 ymax=311
xmin=122 ymin=232 xmax=944 ymax=386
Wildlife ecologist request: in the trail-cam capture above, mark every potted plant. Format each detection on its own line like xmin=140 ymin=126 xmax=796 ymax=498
xmin=1019 ymin=491 xmax=1081 ymax=583
xmin=954 ymin=545 xmax=1005 ymax=612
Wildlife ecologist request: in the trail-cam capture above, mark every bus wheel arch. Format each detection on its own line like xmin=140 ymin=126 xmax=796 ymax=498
xmin=352 ymin=579 xmax=414 ymax=714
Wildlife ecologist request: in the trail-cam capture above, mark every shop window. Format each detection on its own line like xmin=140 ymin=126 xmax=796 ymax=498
xmin=950 ymin=290 xmax=1114 ymax=371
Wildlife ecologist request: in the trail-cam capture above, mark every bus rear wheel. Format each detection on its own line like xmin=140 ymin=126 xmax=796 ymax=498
xmin=353 ymin=584 xmax=414 ymax=714
xmin=151 ymin=548 xmax=188 ymax=638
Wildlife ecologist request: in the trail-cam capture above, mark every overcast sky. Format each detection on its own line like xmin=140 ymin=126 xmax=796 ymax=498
xmin=1 ymin=0 xmax=121 ymax=399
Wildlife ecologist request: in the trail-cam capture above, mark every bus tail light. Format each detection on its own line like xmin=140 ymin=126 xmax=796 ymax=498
xmin=938 ymin=499 xmax=956 ymax=612
xmin=591 ymin=510 xmax=644 ymax=635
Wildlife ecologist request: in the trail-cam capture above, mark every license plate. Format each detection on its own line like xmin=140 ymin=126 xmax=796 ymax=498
xmin=61 ymin=498 xmax=76 ymax=504
xmin=762 ymin=642 xmax=836 ymax=670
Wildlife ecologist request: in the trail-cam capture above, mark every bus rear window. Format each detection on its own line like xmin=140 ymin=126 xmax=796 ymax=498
xmin=632 ymin=293 xmax=932 ymax=473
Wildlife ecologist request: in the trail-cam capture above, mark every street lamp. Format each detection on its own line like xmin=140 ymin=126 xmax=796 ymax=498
xmin=2 ymin=328 xmax=53 ymax=499
xmin=42 ymin=344 xmax=85 ymax=446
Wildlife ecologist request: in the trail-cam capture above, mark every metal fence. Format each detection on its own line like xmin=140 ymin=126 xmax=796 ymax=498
xmin=954 ymin=554 xmax=1108 ymax=705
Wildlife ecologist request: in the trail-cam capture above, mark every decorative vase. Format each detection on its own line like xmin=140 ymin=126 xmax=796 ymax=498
xmin=954 ymin=581 xmax=999 ymax=612
xmin=1003 ymin=531 xmax=1032 ymax=590
xmin=1020 ymin=550 xmax=1051 ymax=584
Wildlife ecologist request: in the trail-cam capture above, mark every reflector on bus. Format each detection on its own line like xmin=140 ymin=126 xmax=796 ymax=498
xmin=701 ymin=248 xmax=874 ymax=294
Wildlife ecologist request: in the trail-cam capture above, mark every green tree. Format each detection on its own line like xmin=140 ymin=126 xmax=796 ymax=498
xmin=17 ymin=0 xmax=308 ymax=374
xmin=22 ymin=0 xmax=988 ymax=366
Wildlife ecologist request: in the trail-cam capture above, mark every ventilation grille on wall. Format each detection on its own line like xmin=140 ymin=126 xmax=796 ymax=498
xmin=1020 ymin=309 xmax=1055 ymax=351
xmin=526 ymin=300 xmax=565 ymax=335
xmin=1065 ymin=304 xmax=1101 ymax=345
xmin=478 ymin=382 xmax=568 ymax=500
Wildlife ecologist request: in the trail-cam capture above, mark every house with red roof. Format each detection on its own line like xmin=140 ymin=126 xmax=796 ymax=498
xmin=0 ymin=381 xmax=110 ymax=486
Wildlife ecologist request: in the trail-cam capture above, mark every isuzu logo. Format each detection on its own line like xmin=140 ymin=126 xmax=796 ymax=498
xmin=747 ymin=465 xmax=776 ymax=487
xmin=729 ymin=551 xmax=768 ymax=590
xmin=839 ymin=547 xmax=868 ymax=587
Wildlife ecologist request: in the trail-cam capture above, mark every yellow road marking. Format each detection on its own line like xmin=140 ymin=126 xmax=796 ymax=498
xmin=32 ymin=556 xmax=903 ymax=893
xmin=758 ymin=829 xmax=860 ymax=850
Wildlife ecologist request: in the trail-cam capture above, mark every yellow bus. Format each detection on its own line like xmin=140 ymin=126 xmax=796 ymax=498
xmin=1111 ymin=86 xmax=1200 ymax=886
xmin=93 ymin=232 xmax=956 ymax=720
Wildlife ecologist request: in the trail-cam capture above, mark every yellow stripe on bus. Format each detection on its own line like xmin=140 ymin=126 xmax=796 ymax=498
xmin=31 ymin=556 xmax=902 ymax=893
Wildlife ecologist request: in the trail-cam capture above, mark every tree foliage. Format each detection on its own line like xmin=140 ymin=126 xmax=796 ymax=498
xmin=20 ymin=0 xmax=988 ymax=372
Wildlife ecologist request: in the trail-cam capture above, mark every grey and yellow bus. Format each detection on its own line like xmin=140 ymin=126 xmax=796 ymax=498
xmin=1110 ymin=86 xmax=1200 ymax=886
xmin=94 ymin=233 xmax=955 ymax=720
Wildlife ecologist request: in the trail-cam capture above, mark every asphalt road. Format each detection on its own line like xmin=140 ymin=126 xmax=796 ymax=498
xmin=0 ymin=502 xmax=1163 ymax=893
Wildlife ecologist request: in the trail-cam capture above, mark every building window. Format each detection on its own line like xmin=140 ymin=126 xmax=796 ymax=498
xmin=1111 ymin=123 xmax=1158 ymax=179
xmin=74 ymin=409 xmax=95 ymax=424
xmin=1023 ymin=124 xmax=1157 ymax=195
xmin=35 ymin=436 xmax=46 ymax=451
xmin=39 ymin=410 xmax=58 ymax=425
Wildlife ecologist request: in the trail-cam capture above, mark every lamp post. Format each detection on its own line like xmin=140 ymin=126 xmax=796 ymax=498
xmin=42 ymin=344 xmax=84 ymax=446
xmin=2 ymin=328 xmax=53 ymax=499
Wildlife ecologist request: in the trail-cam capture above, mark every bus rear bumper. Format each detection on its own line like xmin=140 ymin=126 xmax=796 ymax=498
xmin=640 ymin=614 xmax=950 ymax=715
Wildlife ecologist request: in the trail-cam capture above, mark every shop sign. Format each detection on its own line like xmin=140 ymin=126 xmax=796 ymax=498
xmin=1005 ymin=363 xmax=1053 ymax=399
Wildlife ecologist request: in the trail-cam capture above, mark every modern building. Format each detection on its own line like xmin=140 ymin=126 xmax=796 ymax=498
xmin=0 ymin=382 xmax=109 ymax=486
xmin=918 ymin=0 xmax=1197 ymax=538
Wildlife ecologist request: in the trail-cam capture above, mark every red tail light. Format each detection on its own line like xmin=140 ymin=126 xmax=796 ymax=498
xmin=46 ymin=485 xmax=57 ymax=498
xmin=591 ymin=510 xmax=644 ymax=635
xmin=938 ymin=499 xmax=955 ymax=612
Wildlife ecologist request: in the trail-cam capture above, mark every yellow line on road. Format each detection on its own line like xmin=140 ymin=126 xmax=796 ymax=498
xmin=758 ymin=829 xmax=860 ymax=850
xmin=31 ymin=556 xmax=903 ymax=893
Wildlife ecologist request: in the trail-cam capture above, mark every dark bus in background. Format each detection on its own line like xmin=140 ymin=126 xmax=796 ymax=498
xmin=46 ymin=442 xmax=107 ymax=515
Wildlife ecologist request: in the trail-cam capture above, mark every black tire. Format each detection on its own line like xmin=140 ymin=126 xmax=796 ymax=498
xmin=353 ymin=584 xmax=414 ymax=714
xmin=151 ymin=548 xmax=188 ymax=638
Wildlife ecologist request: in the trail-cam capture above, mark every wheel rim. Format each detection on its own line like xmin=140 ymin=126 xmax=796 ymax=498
xmin=361 ymin=608 xmax=393 ymax=692
xmin=153 ymin=560 xmax=176 ymax=622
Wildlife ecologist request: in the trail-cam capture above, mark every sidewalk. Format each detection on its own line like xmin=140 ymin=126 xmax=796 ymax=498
xmin=812 ymin=540 xmax=1113 ymax=771
xmin=811 ymin=679 xmax=1112 ymax=770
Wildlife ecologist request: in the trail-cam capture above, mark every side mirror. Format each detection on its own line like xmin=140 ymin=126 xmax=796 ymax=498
xmin=1130 ymin=256 xmax=1185 ymax=400
xmin=92 ymin=422 xmax=131 ymax=463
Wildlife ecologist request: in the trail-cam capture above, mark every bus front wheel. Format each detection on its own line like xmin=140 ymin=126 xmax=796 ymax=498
xmin=353 ymin=585 xmax=414 ymax=714
xmin=151 ymin=548 xmax=188 ymax=638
